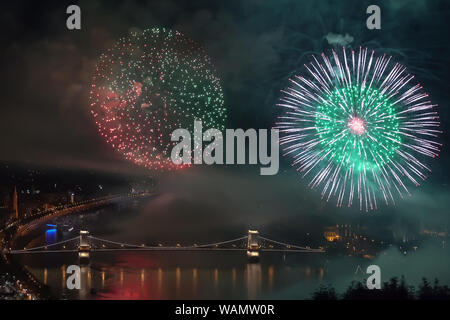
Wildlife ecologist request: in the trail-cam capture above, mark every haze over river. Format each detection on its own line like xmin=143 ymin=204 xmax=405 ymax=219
xmin=15 ymin=196 xmax=450 ymax=299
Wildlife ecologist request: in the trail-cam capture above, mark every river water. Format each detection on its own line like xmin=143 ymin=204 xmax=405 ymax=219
xmin=14 ymin=197 xmax=450 ymax=300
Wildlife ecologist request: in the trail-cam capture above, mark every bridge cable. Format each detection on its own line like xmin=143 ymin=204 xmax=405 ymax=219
xmin=10 ymin=236 xmax=80 ymax=253
xmin=194 ymin=236 xmax=248 ymax=248
xmin=88 ymin=236 xmax=147 ymax=248
xmin=259 ymin=236 xmax=311 ymax=250
xmin=88 ymin=235 xmax=248 ymax=249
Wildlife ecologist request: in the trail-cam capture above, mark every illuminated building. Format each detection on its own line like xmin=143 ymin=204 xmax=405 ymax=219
xmin=323 ymin=227 xmax=340 ymax=242
xmin=324 ymin=225 xmax=360 ymax=242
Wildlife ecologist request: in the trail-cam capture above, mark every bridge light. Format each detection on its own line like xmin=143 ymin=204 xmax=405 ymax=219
xmin=176 ymin=243 xmax=181 ymax=247
xmin=158 ymin=243 xmax=162 ymax=247
xmin=194 ymin=244 xmax=198 ymax=247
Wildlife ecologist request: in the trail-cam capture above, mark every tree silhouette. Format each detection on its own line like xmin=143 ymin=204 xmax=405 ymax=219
xmin=311 ymin=285 xmax=337 ymax=300
xmin=313 ymin=276 xmax=449 ymax=300
xmin=418 ymin=278 xmax=450 ymax=300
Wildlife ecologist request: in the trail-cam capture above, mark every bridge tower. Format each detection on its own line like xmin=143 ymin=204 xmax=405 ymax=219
xmin=78 ymin=230 xmax=91 ymax=262
xmin=247 ymin=230 xmax=260 ymax=262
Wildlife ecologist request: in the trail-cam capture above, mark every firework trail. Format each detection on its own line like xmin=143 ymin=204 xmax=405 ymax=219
xmin=90 ymin=28 xmax=226 ymax=171
xmin=276 ymin=47 xmax=441 ymax=211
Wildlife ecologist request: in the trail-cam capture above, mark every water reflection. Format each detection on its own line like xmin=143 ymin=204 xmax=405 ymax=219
xmin=79 ymin=266 xmax=89 ymax=299
xmin=176 ymin=267 xmax=181 ymax=296
xmin=45 ymin=229 xmax=57 ymax=245
xmin=43 ymin=268 xmax=47 ymax=285
xmin=22 ymin=251 xmax=331 ymax=300
xmin=192 ymin=268 xmax=198 ymax=294
xmin=268 ymin=265 xmax=274 ymax=290
xmin=101 ymin=270 xmax=105 ymax=289
xmin=305 ymin=266 xmax=311 ymax=277
xmin=214 ymin=268 xmax=219 ymax=288
xmin=245 ymin=263 xmax=262 ymax=299
xmin=157 ymin=268 xmax=162 ymax=292
xmin=88 ymin=269 xmax=92 ymax=288
xmin=61 ymin=265 xmax=66 ymax=289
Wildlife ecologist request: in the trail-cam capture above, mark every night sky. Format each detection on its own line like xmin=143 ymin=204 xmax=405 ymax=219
xmin=1 ymin=1 xmax=450 ymax=235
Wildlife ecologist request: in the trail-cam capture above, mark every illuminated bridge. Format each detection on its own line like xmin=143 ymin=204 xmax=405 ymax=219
xmin=9 ymin=230 xmax=324 ymax=260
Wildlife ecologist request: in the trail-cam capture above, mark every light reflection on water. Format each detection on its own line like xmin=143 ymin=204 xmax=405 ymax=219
xmin=21 ymin=250 xmax=328 ymax=299
xmin=45 ymin=229 xmax=57 ymax=245
xmin=21 ymin=241 xmax=450 ymax=299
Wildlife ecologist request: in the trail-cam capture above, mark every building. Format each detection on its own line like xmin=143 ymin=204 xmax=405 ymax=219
xmin=323 ymin=226 xmax=340 ymax=242
xmin=324 ymin=224 xmax=360 ymax=242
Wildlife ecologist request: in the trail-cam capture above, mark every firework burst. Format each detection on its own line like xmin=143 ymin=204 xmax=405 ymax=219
xmin=90 ymin=28 xmax=226 ymax=171
xmin=276 ymin=47 xmax=441 ymax=211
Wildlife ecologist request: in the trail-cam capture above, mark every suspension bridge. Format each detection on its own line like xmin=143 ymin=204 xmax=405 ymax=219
xmin=8 ymin=230 xmax=324 ymax=261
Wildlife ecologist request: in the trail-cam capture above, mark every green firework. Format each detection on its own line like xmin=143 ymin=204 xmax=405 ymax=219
xmin=276 ymin=47 xmax=441 ymax=211
xmin=315 ymin=84 xmax=401 ymax=171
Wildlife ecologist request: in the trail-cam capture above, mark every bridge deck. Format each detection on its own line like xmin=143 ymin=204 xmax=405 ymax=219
xmin=9 ymin=233 xmax=325 ymax=255
xmin=10 ymin=247 xmax=323 ymax=254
